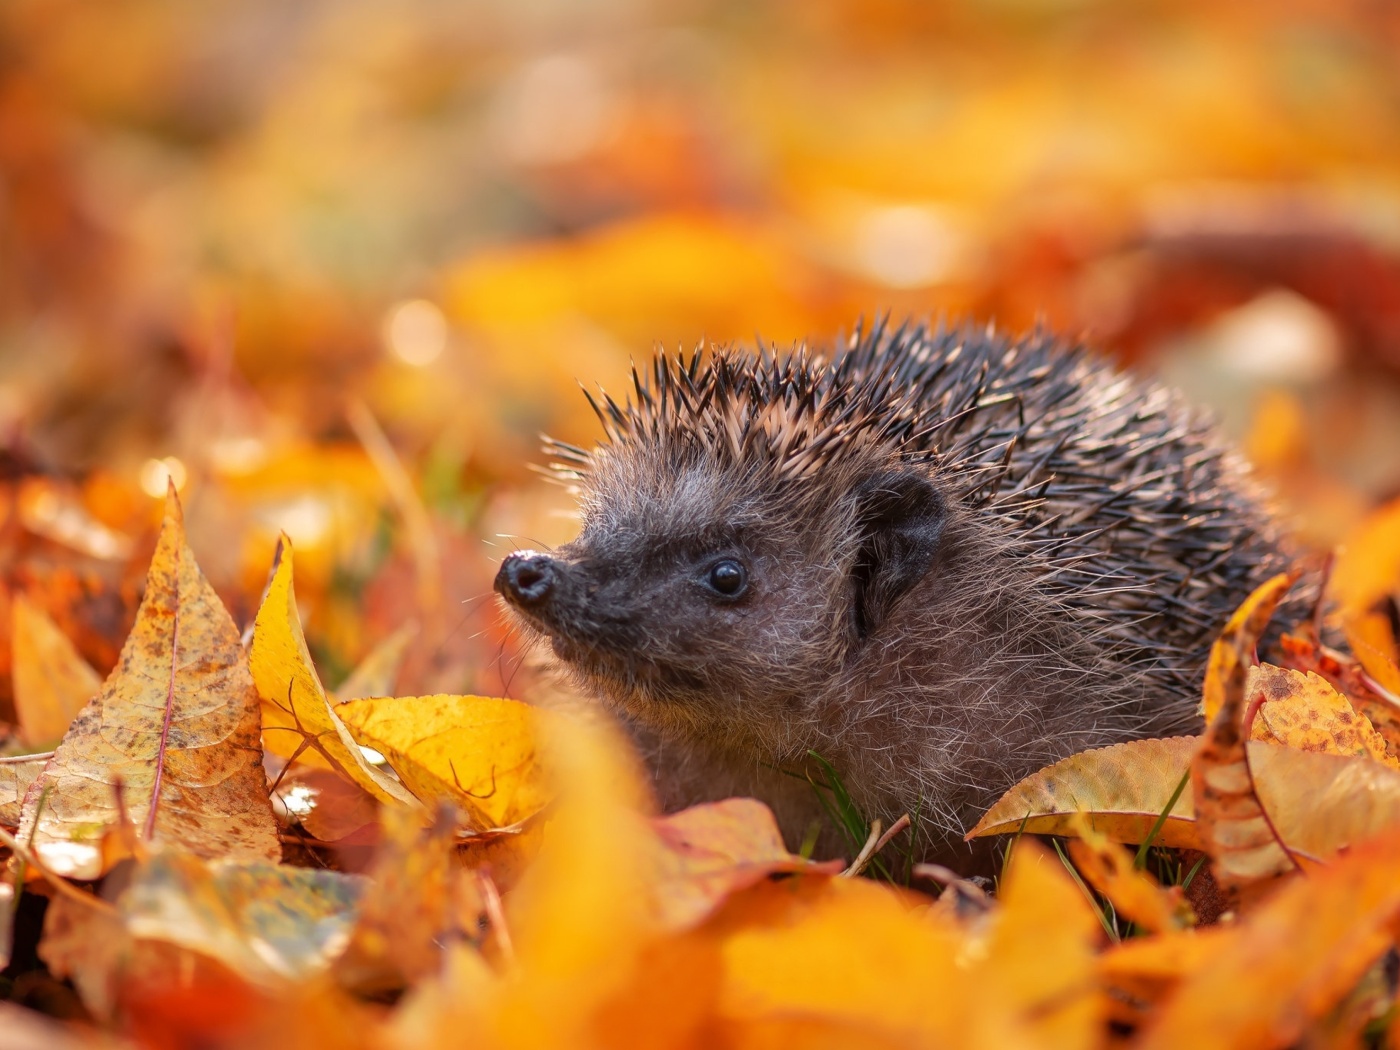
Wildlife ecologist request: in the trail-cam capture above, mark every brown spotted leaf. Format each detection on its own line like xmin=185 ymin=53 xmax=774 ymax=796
xmin=16 ymin=488 xmax=279 ymax=879
xmin=1192 ymin=574 xmax=1300 ymax=899
xmin=1249 ymin=664 xmax=1397 ymax=768
xmin=10 ymin=593 xmax=102 ymax=748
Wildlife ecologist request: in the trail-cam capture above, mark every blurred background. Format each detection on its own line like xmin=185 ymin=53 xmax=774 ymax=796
xmin=2 ymin=0 xmax=1399 ymax=713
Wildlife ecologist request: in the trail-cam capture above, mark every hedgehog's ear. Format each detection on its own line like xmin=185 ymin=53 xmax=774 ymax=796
xmin=851 ymin=472 xmax=946 ymax=638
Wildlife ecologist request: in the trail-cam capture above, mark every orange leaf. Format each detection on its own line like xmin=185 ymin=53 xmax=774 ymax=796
xmin=1137 ymin=824 xmax=1400 ymax=1050
xmin=1065 ymin=819 xmax=1195 ymax=934
xmin=16 ymin=488 xmax=279 ymax=880
xmin=1331 ymin=496 xmax=1400 ymax=619
xmin=648 ymin=798 xmax=844 ymax=931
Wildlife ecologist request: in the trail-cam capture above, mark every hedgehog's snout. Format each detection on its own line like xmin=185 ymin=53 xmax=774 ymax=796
xmin=496 ymin=550 xmax=559 ymax=608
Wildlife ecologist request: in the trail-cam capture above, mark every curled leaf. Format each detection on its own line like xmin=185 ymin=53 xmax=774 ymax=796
xmin=1192 ymin=574 xmax=1300 ymax=898
xmin=249 ymin=538 xmax=422 ymax=812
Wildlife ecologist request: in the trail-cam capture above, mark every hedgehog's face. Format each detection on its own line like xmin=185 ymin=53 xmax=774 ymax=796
xmin=494 ymin=460 xmax=946 ymax=732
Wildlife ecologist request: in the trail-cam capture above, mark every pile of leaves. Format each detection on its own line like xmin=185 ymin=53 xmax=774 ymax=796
xmin=0 ymin=475 xmax=1398 ymax=1049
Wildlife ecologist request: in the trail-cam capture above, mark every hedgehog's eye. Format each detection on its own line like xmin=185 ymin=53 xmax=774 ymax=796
xmin=705 ymin=559 xmax=748 ymax=598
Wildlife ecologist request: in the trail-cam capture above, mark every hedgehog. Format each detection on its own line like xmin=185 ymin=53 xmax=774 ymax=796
xmin=494 ymin=321 xmax=1303 ymax=867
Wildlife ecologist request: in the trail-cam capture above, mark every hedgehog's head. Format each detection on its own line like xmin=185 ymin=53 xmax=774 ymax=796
xmin=494 ymin=345 xmax=948 ymax=736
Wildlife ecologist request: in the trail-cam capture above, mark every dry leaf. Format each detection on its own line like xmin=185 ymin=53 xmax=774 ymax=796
xmin=1065 ymin=817 xmax=1195 ymax=934
xmin=1137 ymin=822 xmax=1400 ymax=1050
xmin=337 ymin=694 xmax=548 ymax=830
xmin=42 ymin=851 xmax=363 ymax=1021
xmin=10 ymin=593 xmax=102 ymax=747
xmin=648 ymin=798 xmax=844 ymax=931
xmin=269 ymin=765 xmax=379 ymax=843
xmin=1330 ymin=496 xmax=1400 ymax=619
xmin=332 ymin=806 xmax=482 ymax=997
xmin=1 ymin=753 xmax=48 ymax=828
xmin=249 ymin=537 xmax=422 ymax=812
xmin=1249 ymin=664 xmax=1397 ymax=768
xmin=971 ymin=735 xmax=1400 ymax=863
xmin=1347 ymin=611 xmax=1400 ymax=699
xmin=968 ymin=735 xmax=1200 ymax=846
xmin=16 ymin=488 xmax=279 ymax=880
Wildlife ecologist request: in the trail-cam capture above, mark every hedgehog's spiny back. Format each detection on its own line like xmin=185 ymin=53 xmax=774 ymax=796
xmin=553 ymin=321 xmax=1294 ymax=700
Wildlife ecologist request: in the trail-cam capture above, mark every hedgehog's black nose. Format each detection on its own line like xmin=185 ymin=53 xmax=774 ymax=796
xmin=495 ymin=551 xmax=557 ymax=607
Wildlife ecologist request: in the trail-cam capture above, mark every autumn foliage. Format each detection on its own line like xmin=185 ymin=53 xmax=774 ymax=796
xmin=5 ymin=0 xmax=1400 ymax=1047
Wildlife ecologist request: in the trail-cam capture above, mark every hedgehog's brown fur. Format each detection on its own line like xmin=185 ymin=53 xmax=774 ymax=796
xmin=495 ymin=321 xmax=1302 ymax=867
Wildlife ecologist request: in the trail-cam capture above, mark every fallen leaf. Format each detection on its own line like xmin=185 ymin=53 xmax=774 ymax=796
xmin=967 ymin=736 xmax=1200 ymax=846
xmin=1249 ymin=664 xmax=1397 ymax=768
xmin=1098 ymin=928 xmax=1233 ymax=1031
xmin=10 ymin=593 xmax=102 ymax=747
xmin=1 ymin=752 xmax=48 ymax=828
xmin=1330 ymin=496 xmax=1400 ymax=619
xmin=337 ymin=694 xmax=547 ymax=830
xmin=1193 ymin=574 xmax=1300 ymax=899
xmin=1137 ymin=823 xmax=1400 ymax=1050
xmin=1066 ymin=817 xmax=1195 ymax=934
xmin=647 ymin=798 xmax=844 ymax=931
xmin=1347 ymin=610 xmax=1400 ymax=700
xmin=249 ymin=537 xmax=422 ymax=812
xmin=269 ymin=765 xmax=379 ymax=843
xmin=16 ymin=488 xmax=279 ymax=880
xmin=971 ymin=735 xmax=1400 ymax=863
xmin=333 ymin=805 xmax=482 ymax=997
xmin=41 ymin=851 xmax=365 ymax=1019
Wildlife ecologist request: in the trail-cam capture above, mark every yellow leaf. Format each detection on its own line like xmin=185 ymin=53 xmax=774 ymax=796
xmin=10 ymin=593 xmax=102 ymax=748
xmin=16 ymin=488 xmax=279 ymax=880
xmin=711 ymin=875 xmax=961 ymax=1045
xmin=1201 ymin=571 xmax=1294 ymax=724
xmin=968 ymin=736 xmax=1200 ymax=846
xmin=978 ymin=840 xmax=1102 ymax=1048
xmin=1250 ymin=664 xmax=1397 ymax=768
xmin=971 ymin=736 xmax=1400 ymax=864
xmin=248 ymin=537 xmax=422 ymax=812
xmin=336 ymin=694 xmax=548 ymax=830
